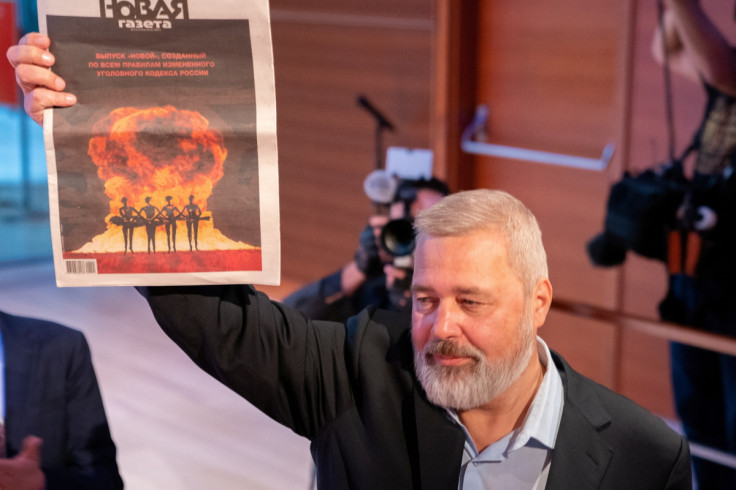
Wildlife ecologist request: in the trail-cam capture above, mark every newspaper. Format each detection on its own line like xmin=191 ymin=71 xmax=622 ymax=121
xmin=37 ymin=0 xmax=279 ymax=287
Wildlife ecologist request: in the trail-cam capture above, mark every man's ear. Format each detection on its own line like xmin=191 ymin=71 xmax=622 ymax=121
xmin=531 ymin=278 xmax=553 ymax=329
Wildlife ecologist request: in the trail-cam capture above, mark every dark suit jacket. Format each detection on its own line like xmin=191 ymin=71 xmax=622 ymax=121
xmin=143 ymin=285 xmax=691 ymax=489
xmin=0 ymin=311 xmax=124 ymax=489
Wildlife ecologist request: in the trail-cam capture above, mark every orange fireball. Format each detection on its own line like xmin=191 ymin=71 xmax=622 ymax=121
xmin=75 ymin=105 xmax=255 ymax=253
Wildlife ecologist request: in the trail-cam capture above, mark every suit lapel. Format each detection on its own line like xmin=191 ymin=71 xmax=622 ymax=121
xmin=413 ymin=388 xmax=465 ymax=490
xmin=545 ymin=352 xmax=613 ymax=489
xmin=545 ymin=402 xmax=613 ymax=489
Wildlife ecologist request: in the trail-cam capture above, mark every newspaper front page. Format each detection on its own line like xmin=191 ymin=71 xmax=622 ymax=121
xmin=37 ymin=0 xmax=279 ymax=287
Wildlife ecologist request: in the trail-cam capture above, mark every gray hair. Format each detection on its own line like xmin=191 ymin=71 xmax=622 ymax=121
xmin=413 ymin=189 xmax=548 ymax=295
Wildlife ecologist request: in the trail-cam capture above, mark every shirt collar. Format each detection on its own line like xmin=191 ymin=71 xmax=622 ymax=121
xmin=512 ymin=337 xmax=563 ymax=451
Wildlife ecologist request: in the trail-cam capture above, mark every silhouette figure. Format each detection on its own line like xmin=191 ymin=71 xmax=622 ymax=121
xmin=119 ymin=197 xmax=139 ymax=255
xmin=160 ymin=196 xmax=182 ymax=253
xmin=183 ymin=195 xmax=202 ymax=251
xmin=139 ymin=196 xmax=161 ymax=254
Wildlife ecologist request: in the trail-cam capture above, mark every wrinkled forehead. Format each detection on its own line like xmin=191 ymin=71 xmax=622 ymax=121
xmin=411 ymin=230 xmax=526 ymax=299
xmin=415 ymin=227 xmax=517 ymax=276
xmin=414 ymin=228 xmax=510 ymax=266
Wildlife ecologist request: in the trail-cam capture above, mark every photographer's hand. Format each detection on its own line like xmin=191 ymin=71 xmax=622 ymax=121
xmin=6 ymin=33 xmax=77 ymax=126
xmin=0 ymin=436 xmax=45 ymax=490
xmin=654 ymin=0 xmax=736 ymax=94
xmin=385 ymin=265 xmax=413 ymax=314
xmin=353 ymin=216 xmax=389 ymax=277
xmin=339 ymin=216 xmax=389 ymax=296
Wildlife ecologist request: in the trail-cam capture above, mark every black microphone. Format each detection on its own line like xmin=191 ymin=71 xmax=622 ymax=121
xmin=357 ymin=95 xmax=394 ymax=131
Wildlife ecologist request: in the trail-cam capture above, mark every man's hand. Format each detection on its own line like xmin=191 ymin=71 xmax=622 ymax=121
xmin=0 ymin=436 xmax=46 ymax=490
xmin=6 ymin=32 xmax=77 ymax=125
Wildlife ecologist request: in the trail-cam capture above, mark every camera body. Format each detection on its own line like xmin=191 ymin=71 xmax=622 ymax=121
xmin=587 ymin=166 xmax=687 ymax=266
xmin=363 ymin=170 xmax=419 ymax=260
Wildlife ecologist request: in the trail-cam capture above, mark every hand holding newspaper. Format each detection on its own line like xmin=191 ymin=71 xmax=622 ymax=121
xmin=37 ymin=0 xmax=280 ymax=287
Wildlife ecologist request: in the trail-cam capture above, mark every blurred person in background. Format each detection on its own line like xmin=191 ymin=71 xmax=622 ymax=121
xmin=652 ymin=0 xmax=736 ymax=487
xmin=283 ymin=177 xmax=449 ymax=322
xmin=0 ymin=310 xmax=123 ymax=489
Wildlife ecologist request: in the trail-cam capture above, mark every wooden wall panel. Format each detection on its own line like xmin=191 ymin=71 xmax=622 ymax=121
xmin=271 ymin=1 xmax=431 ymax=19
xmin=431 ymin=0 xmax=479 ymax=191
xmin=270 ymin=7 xmax=434 ymax=283
xmin=474 ymin=1 xmax=622 ymax=155
xmin=543 ymin=310 xmax=617 ymax=388
xmin=471 ymin=0 xmax=626 ymax=309
xmin=618 ymin=326 xmax=676 ymax=418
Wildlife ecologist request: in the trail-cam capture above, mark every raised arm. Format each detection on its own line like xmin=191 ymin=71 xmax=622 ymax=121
xmin=138 ymin=284 xmax=357 ymax=439
xmin=6 ymin=33 xmax=77 ymax=125
xmin=652 ymin=0 xmax=736 ymax=94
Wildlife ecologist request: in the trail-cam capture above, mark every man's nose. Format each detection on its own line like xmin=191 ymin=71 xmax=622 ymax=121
xmin=431 ymin=301 xmax=461 ymax=340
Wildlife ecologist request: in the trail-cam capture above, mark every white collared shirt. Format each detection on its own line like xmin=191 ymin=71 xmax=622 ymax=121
xmin=448 ymin=337 xmax=565 ymax=489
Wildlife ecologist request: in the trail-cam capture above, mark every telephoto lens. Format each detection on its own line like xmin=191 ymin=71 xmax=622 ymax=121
xmin=380 ymin=218 xmax=416 ymax=257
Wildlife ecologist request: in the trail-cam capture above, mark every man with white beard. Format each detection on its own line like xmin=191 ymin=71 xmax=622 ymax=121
xmin=7 ymin=35 xmax=693 ymax=488
xmin=142 ymin=189 xmax=694 ymax=489
xmin=137 ymin=190 xmax=696 ymax=489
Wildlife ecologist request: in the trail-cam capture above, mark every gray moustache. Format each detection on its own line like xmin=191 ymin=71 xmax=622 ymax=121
xmin=424 ymin=340 xmax=481 ymax=363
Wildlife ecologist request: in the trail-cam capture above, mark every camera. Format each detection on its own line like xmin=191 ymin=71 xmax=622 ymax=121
xmin=380 ymin=184 xmax=418 ymax=260
xmin=362 ymin=170 xmax=417 ymax=260
xmin=587 ymin=165 xmax=687 ymax=266
xmin=362 ymin=146 xmax=449 ymax=262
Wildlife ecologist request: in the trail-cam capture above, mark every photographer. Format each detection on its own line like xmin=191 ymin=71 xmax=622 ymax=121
xmin=652 ymin=0 xmax=736 ymax=488
xmin=282 ymin=177 xmax=449 ymax=322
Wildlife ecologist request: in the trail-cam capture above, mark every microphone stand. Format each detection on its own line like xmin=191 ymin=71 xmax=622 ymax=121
xmin=357 ymin=95 xmax=394 ymax=170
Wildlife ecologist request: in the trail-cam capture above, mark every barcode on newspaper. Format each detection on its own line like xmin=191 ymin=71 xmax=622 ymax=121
xmin=65 ymin=260 xmax=98 ymax=274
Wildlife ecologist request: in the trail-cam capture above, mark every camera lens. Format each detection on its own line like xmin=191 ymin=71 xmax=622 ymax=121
xmin=381 ymin=219 xmax=416 ymax=257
